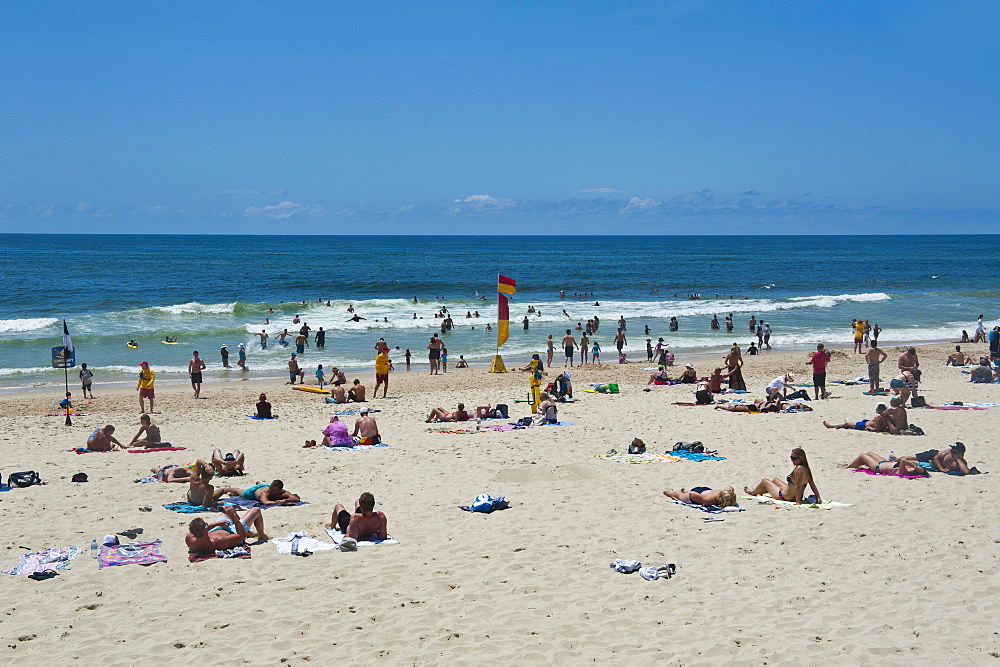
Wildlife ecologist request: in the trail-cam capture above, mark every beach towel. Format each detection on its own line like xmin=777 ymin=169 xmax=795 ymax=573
xmin=72 ymin=448 xmax=114 ymax=454
xmin=597 ymin=451 xmax=679 ymax=464
xmin=434 ymin=428 xmax=485 ymax=434
xmin=740 ymin=495 xmax=853 ymax=509
xmin=247 ymin=415 xmax=279 ymax=420
xmin=128 ymin=446 xmax=186 ymax=453
xmin=925 ymin=405 xmax=986 ymax=411
xmin=539 ymin=421 xmax=576 ymax=426
xmin=99 ymin=540 xmax=167 ymax=569
xmin=46 ymin=412 xmax=90 ymax=417
xmin=667 ymin=499 xmax=744 ymax=514
xmin=485 ymin=424 xmax=533 ymax=432
xmin=188 ymin=547 xmax=252 ymax=563
xmin=853 ymin=468 xmax=928 ymax=480
xmin=320 ymin=443 xmax=389 ymax=451
xmin=272 ymin=531 xmax=339 ymax=554
xmin=4 ymin=547 xmax=81 ymax=576
xmin=326 ymin=407 xmax=381 ymax=414
xmin=325 ymin=527 xmax=399 ymax=547
xmin=223 ymin=497 xmax=309 ymax=509
xmin=667 ymin=450 xmax=726 ymax=462
xmin=163 ymin=502 xmax=215 ymax=513
xmin=863 ymin=391 xmax=890 ymax=396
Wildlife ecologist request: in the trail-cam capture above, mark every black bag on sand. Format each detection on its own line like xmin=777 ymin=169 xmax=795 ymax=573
xmin=494 ymin=404 xmax=509 ymax=419
xmin=672 ymin=441 xmax=705 ymax=453
xmin=628 ymin=438 xmax=646 ymax=455
xmin=910 ymin=396 xmax=927 ymax=408
xmin=9 ymin=471 xmax=41 ymax=488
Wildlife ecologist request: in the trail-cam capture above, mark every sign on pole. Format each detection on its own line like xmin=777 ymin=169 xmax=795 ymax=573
xmin=51 ymin=346 xmax=76 ymax=369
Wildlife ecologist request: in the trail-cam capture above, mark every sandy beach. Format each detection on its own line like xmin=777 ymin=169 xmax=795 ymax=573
xmin=1 ymin=341 xmax=998 ymax=662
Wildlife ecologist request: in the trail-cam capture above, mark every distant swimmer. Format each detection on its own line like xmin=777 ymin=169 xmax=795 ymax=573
xmin=347 ymin=304 xmax=354 ymax=313
xmin=267 ymin=308 xmax=275 ymax=314
xmin=347 ymin=314 xmax=367 ymax=322
xmin=593 ymin=301 xmax=600 ymax=306
xmin=127 ymin=339 xmax=139 ymax=348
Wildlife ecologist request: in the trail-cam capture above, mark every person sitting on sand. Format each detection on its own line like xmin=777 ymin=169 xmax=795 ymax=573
xmin=305 ymin=415 xmax=353 ymax=448
xmin=970 ymin=358 xmax=998 ymax=383
xmin=846 ymin=451 xmax=929 ymax=477
xmin=679 ymin=363 xmax=697 ymax=384
xmin=823 ymin=402 xmax=898 ymax=434
xmin=766 ymin=373 xmax=795 ymax=401
xmin=744 ymin=447 xmax=822 ymax=505
xmin=212 ymin=448 xmax=245 ymax=476
xmin=226 ymin=479 xmax=301 ymax=506
xmin=185 ymin=506 xmax=264 ymax=554
xmin=947 ymin=346 xmax=971 ymax=366
xmin=326 ymin=492 xmax=388 ymax=541
xmin=129 ymin=414 xmax=168 ymax=448
xmin=536 ymin=392 xmax=558 ymax=424
xmin=707 ymin=367 xmax=733 ymax=393
xmin=663 ymin=486 xmax=738 ymax=507
xmin=329 ymin=381 xmax=347 ymax=403
xmin=351 ymin=407 xmax=381 ymax=445
xmin=426 ymin=403 xmax=470 ymax=422
xmin=884 ymin=398 xmax=923 ymax=435
xmin=87 ymin=425 xmax=124 ymax=451
xmin=455 ymin=355 xmax=469 ymax=368
xmin=899 ymin=443 xmax=971 ymax=475
xmin=348 ymin=379 xmax=366 ymax=402
xmin=255 ymin=393 xmax=274 ymax=419
xmin=647 ymin=366 xmax=670 ymax=385
xmin=185 ymin=460 xmax=227 ymax=508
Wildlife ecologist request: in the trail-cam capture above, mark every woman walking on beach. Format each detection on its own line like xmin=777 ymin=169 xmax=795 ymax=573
xmin=744 ymin=447 xmax=821 ymax=505
xmin=546 ymin=334 xmax=554 ymax=368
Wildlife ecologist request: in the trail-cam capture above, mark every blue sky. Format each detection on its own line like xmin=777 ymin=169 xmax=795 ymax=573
xmin=1 ymin=1 xmax=997 ymax=234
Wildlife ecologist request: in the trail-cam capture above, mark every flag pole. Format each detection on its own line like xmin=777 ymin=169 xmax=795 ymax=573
xmin=64 ymin=359 xmax=72 ymax=426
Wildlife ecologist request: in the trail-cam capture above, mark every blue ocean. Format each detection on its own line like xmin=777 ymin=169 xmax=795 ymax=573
xmin=1 ymin=234 xmax=996 ymax=389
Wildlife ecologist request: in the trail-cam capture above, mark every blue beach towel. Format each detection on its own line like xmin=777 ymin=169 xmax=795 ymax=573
xmin=247 ymin=415 xmax=279 ymax=420
xmin=667 ymin=499 xmax=744 ymax=514
xmin=321 ymin=443 xmax=390 ymax=451
xmin=667 ymin=450 xmax=726 ymax=462
xmin=163 ymin=502 xmax=215 ymax=513
xmin=459 ymin=494 xmax=510 ymax=513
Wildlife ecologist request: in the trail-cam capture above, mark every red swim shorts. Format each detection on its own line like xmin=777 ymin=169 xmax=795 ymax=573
xmin=139 ymin=387 xmax=155 ymax=398
xmin=376 ymin=373 xmax=388 ymax=383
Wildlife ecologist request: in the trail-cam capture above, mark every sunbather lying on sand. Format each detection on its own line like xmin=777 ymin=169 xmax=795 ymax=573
xmin=744 ymin=447 xmax=822 ymax=505
xmin=823 ymin=402 xmax=897 ymax=433
xmin=325 ymin=492 xmax=387 ymax=540
xmin=224 ymin=479 xmax=301 ymax=506
xmin=426 ymin=403 xmax=470 ymax=422
xmin=898 ymin=443 xmax=970 ymax=474
xmin=185 ymin=506 xmax=266 ymax=554
xmin=663 ymin=486 xmax=737 ymax=507
xmin=151 ymin=464 xmax=191 ymax=482
xmin=846 ymin=451 xmax=929 ymax=476
xmin=714 ymin=398 xmax=779 ymax=413
xmin=212 ymin=448 xmax=245 ymax=476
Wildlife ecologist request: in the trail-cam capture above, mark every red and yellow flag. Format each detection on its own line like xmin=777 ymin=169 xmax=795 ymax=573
xmin=497 ymin=274 xmax=516 ymax=347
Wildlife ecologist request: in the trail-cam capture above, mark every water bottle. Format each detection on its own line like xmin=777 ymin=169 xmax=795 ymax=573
xmin=91 ymin=538 xmax=98 ymax=558
xmin=889 ymin=451 xmax=896 ymax=461
xmin=476 ymin=418 xmax=482 ymax=431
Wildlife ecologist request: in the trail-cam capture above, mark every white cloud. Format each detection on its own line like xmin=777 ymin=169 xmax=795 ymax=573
xmin=245 ymin=201 xmax=323 ymax=220
xmin=577 ymin=188 xmax=624 ymax=193
xmin=76 ymin=201 xmax=91 ymax=212
xmin=450 ymin=194 xmax=516 ymax=212
xmin=619 ymin=196 xmax=661 ymax=214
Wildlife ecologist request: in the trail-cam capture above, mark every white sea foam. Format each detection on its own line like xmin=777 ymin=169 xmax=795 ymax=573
xmin=150 ymin=302 xmax=238 ymax=316
xmin=0 ymin=318 xmax=58 ymax=333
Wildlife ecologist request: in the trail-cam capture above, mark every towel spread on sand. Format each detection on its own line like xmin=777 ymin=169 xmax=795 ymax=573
xmin=326 ymin=408 xmax=379 ymax=415
xmin=325 ymin=527 xmax=399 ymax=547
xmin=668 ymin=450 xmax=726 ymax=461
xmin=740 ymin=495 xmax=854 ymax=509
xmin=934 ymin=402 xmax=1000 ymax=408
xmin=597 ymin=452 xmax=680 ymax=464
xmin=853 ymin=468 xmax=928 ymax=480
xmin=72 ymin=448 xmax=112 ymax=454
xmin=247 ymin=415 xmax=279 ymax=419
xmin=223 ymin=497 xmax=309 ymax=510
xmin=128 ymin=446 xmax=186 ymax=453
xmin=163 ymin=502 xmax=215 ymax=513
xmin=46 ymin=412 xmax=90 ymax=417
xmin=4 ymin=547 xmax=81 ymax=575
xmin=320 ymin=443 xmax=389 ymax=451
xmin=188 ymin=547 xmax=251 ymax=562
xmin=434 ymin=428 xmax=486 ymax=434
xmin=99 ymin=540 xmax=168 ymax=569
xmin=272 ymin=531 xmax=339 ymax=554
xmin=667 ymin=499 xmax=744 ymax=514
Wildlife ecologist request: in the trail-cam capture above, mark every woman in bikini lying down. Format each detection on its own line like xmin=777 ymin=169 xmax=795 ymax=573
xmin=663 ymin=486 xmax=738 ymax=507
xmin=846 ymin=451 xmax=929 ymax=477
xmin=714 ymin=398 xmax=779 ymax=413
xmin=744 ymin=447 xmax=822 ymax=505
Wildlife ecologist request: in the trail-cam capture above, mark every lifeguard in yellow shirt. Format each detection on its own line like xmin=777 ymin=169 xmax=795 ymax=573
xmin=137 ymin=361 xmax=156 ymax=413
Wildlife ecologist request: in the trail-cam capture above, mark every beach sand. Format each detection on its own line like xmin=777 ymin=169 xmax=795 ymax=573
xmin=0 ymin=342 xmax=998 ymax=662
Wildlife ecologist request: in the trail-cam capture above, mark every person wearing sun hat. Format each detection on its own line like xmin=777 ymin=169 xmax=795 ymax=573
xmin=679 ymin=362 xmax=698 ymax=384
xmin=766 ymin=372 xmax=795 ymax=402
xmin=137 ymin=361 xmax=156 ymax=413
xmin=220 ymin=343 xmax=230 ymax=368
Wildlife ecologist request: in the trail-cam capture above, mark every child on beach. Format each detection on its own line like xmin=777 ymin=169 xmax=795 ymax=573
xmin=592 ymin=341 xmax=601 ymax=365
xmin=315 ymin=364 xmax=325 ymax=386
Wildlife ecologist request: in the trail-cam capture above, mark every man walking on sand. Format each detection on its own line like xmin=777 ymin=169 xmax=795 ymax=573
xmin=188 ymin=351 xmax=207 ymax=398
xmin=865 ymin=342 xmax=888 ymax=392
xmin=807 ymin=343 xmax=831 ymax=400
xmin=373 ymin=346 xmax=390 ymax=398
xmin=562 ymin=329 xmax=577 ymax=368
